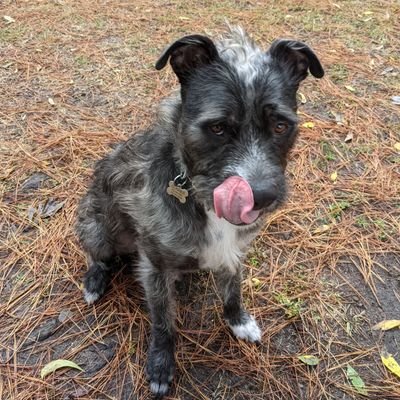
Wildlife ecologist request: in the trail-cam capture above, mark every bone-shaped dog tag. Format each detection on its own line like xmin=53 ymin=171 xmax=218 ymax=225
xmin=167 ymin=181 xmax=188 ymax=203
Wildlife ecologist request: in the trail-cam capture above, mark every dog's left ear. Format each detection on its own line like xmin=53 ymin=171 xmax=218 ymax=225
xmin=268 ymin=39 xmax=324 ymax=83
xmin=155 ymin=35 xmax=219 ymax=84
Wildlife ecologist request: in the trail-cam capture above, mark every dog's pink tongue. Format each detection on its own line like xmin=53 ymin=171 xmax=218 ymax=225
xmin=214 ymin=176 xmax=260 ymax=225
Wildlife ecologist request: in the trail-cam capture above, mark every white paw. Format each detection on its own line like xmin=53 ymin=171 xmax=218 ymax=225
xmin=83 ymin=289 xmax=100 ymax=305
xmin=149 ymin=382 xmax=169 ymax=397
xmin=228 ymin=315 xmax=262 ymax=343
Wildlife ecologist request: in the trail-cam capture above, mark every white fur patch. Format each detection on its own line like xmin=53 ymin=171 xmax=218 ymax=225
xmin=149 ymin=382 xmax=169 ymax=396
xmin=199 ymin=211 xmax=243 ymax=272
xmin=229 ymin=315 xmax=262 ymax=343
xmin=217 ymin=25 xmax=268 ymax=84
xmin=83 ymin=289 xmax=100 ymax=305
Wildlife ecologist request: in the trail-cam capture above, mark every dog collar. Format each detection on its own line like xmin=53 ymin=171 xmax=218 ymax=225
xmin=166 ymin=171 xmax=192 ymax=204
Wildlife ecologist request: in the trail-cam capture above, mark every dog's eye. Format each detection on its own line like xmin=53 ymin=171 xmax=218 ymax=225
xmin=274 ymin=122 xmax=289 ymax=134
xmin=209 ymin=124 xmax=224 ymax=135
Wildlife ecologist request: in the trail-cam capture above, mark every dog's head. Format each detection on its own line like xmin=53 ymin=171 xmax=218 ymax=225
xmin=156 ymin=29 xmax=323 ymax=225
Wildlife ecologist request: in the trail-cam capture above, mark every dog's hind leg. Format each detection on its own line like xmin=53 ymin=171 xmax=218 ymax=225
xmin=138 ymin=252 xmax=176 ymax=397
xmin=83 ymin=256 xmax=114 ymax=305
xmin=216 ymin=267 xmax=262 ymax=343
xmin=76 ymin=203 xmax=117 ymax=305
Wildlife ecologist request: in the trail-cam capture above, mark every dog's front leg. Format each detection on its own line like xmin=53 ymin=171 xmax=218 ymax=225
xmin=139 ymin=257 xmax=176 ymax=397
xmin=216 ymin=267 xmax=262 ymax=343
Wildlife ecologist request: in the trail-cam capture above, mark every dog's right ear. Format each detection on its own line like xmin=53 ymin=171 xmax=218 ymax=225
xmin=155 ymin=35 xmax=219 ymax=84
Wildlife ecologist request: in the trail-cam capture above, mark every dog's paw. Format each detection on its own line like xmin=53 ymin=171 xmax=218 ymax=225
xmin=83 ymin=288 xmax=101 ymax=305
xmin=146 ymin=348 xmax=175 ymax=397
xmin=149 ymin=381 xmax=169 ymax=398
xmin=228 ymin=314 xmax=262 ymax=343
xmin=83 ymin=264 xmax=110 ymax=304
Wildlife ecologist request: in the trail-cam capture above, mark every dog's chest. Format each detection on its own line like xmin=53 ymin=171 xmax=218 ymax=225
xmin=199 ymin=211 xmax=251 ymax=272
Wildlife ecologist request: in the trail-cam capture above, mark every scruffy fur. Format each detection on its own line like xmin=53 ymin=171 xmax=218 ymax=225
xmin=76 ymin=26 xmax=323 ymax=397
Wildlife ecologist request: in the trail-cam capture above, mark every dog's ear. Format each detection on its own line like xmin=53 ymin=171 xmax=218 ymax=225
xmin=155 ymin=35 xmax=219 ymax=84
xmin=268 ymin=39 xmax=324 ymax=82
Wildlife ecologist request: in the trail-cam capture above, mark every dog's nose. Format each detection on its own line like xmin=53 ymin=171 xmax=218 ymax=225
xmin=252 ymin=187 xmax=277 ymax=210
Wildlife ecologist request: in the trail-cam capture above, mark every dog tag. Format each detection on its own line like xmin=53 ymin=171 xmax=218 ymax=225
xmin=167 ymin=181 xmax=188 ymax=203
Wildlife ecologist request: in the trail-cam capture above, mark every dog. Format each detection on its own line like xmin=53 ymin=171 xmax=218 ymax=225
xmin=76 ymin=26 xmax=323 ymax=397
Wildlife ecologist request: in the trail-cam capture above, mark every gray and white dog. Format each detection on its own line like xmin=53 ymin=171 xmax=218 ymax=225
xmin=76 ymin=26 xmax=323 ymax=397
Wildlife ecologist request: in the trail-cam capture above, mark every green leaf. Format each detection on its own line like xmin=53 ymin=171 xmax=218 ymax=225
xmin=40 ymin=359 xmax=84 ymax=379
xmin=298 ymin=355 xmax=320 ymax=366
xmin=346 ymin=365 xmax=367 ymax=395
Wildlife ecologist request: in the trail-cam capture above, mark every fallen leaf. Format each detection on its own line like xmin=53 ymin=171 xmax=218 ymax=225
xmin=22 ymin=172 xmax=50 ymax=191
xmin=344 ymin=132 xmax=353 ymax=143
xmin=3 ymin=15 xmax=15 ymax=24
xmin=346 ymin=321 xmax=352 ymax=336
xmin=380 ymin=66 xmax=394 ymax=75
xmin=37 ymin=198 xmax=65 ymax=218
xmin=331 ymin=111 xmax=346 ymax=125
xmin=381 ymin=350 xmax=400 ymax=378
xmin=251 ymin=277 xmax=261 ymax=289
xmin=297 ymin=92 xmax=307 ymax=104
xmin=27 ymin=206 xmax=36 ymax=221
xmin=58 ymin=309 xmax=73 ymax=323
xmin=298 ymin=355 xmax=320 ymax=366
xmin=394 ymin=143 xmax=400 ymax=151
xmin=345 ymin=85 xmax=356 ymax=92
xmin=373 ymin=320 xmax=400 ymax=331
xmin=347 ymin=365 xmax=367 ymax=395
xmin=330 ymin=171 xmax=338 ymax=182
xmin=302 ymin=121 xmax=315 ymax=129
xmin=40 ymin=359 xmax=83 ymax=379
xmin=48 ymin=97 xmax=55 ymax=106
xmin=391 ymin=96 xmax=400 ymax=105
xmin=313 ymin=224 xmax=331 ymax=234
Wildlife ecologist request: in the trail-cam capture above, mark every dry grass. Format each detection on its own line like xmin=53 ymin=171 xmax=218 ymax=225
xmin=1 ymin=0 xmax=399 ymax=399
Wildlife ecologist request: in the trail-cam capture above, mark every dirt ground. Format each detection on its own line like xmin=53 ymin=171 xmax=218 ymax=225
xmin=1 ymin=1 xmax=399 ymax=399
